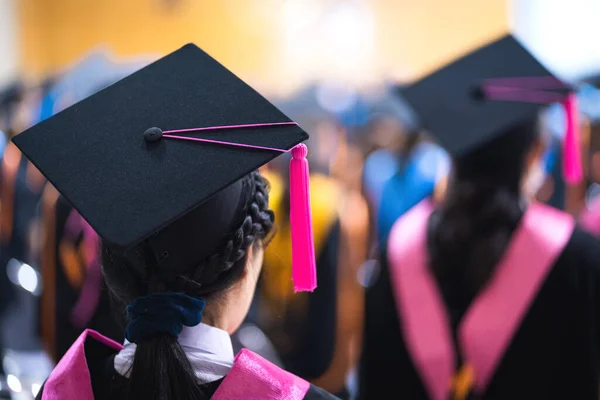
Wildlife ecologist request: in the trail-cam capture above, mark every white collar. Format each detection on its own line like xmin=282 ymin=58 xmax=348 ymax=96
xmin=114 ymin=323 xmax=235 ymax=384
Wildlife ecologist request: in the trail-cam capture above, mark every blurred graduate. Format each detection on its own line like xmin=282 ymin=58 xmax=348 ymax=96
xmin=37 ymin=50 xmax=150 ymax=361
xmin=361 ymin=90 xmax=450 ymax=246
xmin=360 ymin=35 xmax=600 ymax=399
xmin=0 ymin=80 xmax=47 ymax=379
xmin=564 ymin=84 xmax=600 ymax=234
xmin=256 ymin=116 xmax=369 ymax=399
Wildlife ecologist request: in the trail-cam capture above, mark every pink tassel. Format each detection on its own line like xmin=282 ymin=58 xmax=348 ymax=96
xmin=289 ymin=144 xmax=317 ymax=292
xmin=563 ymin=93 xmax=583 ymax=185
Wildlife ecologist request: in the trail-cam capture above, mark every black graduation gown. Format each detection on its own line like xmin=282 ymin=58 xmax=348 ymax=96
xmin=35 ymin=331 xmax=340 ymax=400
xmin=360 ymin=224 xmax=600 ymax=399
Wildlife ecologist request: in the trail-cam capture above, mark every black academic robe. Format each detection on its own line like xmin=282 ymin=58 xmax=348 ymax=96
xmin=360 ymin=208 xmax=600 ymax=399
xmin=35 ymin=330 xmax=340 ymax=400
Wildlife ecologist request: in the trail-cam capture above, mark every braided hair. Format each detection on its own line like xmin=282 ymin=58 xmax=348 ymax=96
xmin=101 ymin=170 xmax=274 ymax=400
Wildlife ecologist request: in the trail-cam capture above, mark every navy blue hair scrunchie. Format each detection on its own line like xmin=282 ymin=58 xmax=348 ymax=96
xmin=125 ymin=292 xmax=206 ymax=343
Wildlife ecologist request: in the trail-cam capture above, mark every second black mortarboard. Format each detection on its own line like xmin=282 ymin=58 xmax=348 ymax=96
xmin=400 ymin=34 xmax=582 ymax=184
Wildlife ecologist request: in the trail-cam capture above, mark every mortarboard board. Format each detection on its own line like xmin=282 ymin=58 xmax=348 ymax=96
xmin=12 ymin=44 xmax=317 ymax=292
xmin=400 ymin=34 xmax=583 ymax=184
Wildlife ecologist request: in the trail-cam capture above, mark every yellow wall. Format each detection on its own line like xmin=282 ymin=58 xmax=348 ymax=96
xmin=18 ymin=0 xmax=508 ymax=93
xmin=18 ymin=0 xmax=280 ymax=85
xmin=373 ymin=0 xmax=509 ymax=82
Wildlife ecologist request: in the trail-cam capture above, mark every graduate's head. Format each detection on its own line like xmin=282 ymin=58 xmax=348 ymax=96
xmin=94 ymin=171 xmax=274 ymax=400
xmin=12 ymin=44 xmax=314 ymax=400
xmin=400 ymin=34 xmax=579 ymax=293
xmin=101 ymin=170 xmax=274 ymax=334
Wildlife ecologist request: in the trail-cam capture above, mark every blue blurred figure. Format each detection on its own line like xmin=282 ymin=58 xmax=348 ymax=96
xmin=377 ymin=141 xmax=450 ymax=244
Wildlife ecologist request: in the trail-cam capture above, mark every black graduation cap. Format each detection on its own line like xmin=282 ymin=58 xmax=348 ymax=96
xmin=400 ymin=34 xmax=582 ymax=184
xmin=12 ymin=43 xmax=318 ymax=291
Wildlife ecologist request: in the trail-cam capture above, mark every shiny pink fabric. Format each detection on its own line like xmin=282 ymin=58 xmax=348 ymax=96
xmin=388 ymin=200 xmax=453 ymax=400
xmin=42 ymin=329 xmax=123 ymax=400
xmin=290 ymin=144 xmax=317 ymax=292
xmin=388 ymin=201 xmax=574 ymax=399
xmin=563 ymin=94 xmax=583 ymax=184
xmin=213 ymin=349 xmax=310 ymax=400
xmin=460 ymin=203 xmax=574 ymax=391
xmin=43 ymin=333 xmax=309 ymax=400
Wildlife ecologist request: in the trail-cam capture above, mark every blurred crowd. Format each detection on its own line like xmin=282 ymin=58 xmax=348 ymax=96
xmin=1 ymin=47 xmax=600 ymax=400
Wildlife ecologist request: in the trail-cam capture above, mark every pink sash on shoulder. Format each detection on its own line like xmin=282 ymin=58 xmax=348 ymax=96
xmin=387 ymin=200 xmax=575 ymax=400
xmin=42 ymin=329 xmax=123 ymax=400
xmin=213 ymin=349 xmax=310 ymax=400
xmin=43 ymin=333 xmax=309 ymax=400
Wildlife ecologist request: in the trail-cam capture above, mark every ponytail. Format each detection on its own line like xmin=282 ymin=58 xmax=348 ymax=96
xmin=127 ymin=335 xmax=210 ymax=400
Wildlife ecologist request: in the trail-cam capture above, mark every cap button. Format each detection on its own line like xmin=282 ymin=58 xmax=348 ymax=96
xmin=470 ymin=85 xmax=486 ymax=102
xmin=144 ymin=127 xmax=163 ymax=142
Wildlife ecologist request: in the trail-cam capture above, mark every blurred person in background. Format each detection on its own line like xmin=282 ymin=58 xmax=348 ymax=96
xmin=0 ymin=81 xmax=23 ymax=381
xmin=361 ymin=35 xmax=600 ymax=399
xmin=39 ymin=191 xmax=122 ymax=363
xmin=37 ymin=51 xmax=150 ymax=362
xmin=567 ymin=85 xmax=600 ymax=234
xmin=582 ymin=121 xmax=600 ymax=228
xmin=0 ymin=80 xmax=47 ymax=382
xmin=255 ymin=113 xmax=368 ymax=399
xmin=361 ymin=114 xmax=413 ymax=217
xmin=375 ymin=132 xmax=450 ymax=246
xmin=360 ymin=89 xmax=450 ymax=247
xmin=564 ymin=117 xmax=591 ymax=216
xmin=360 ymin=86 xmax=418 ymax=209
xmin=542 ymin=84 xmax=600 ymax=216
xmin=579 ymin=125 xmax=600 ymax=233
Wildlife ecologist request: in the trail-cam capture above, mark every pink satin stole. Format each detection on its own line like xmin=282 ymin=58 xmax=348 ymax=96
xmin=580 ymin=196 xmax=600 ymax=236
xmin=213 ymin=349 xmax=310 ymax=400
xmin=42 ymin=329 xmax=123 ymax=400
xmin=388 ymin=200 xmax=574 ymax=400
xmin=43 ymin=333 xmax=309 ymax=400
